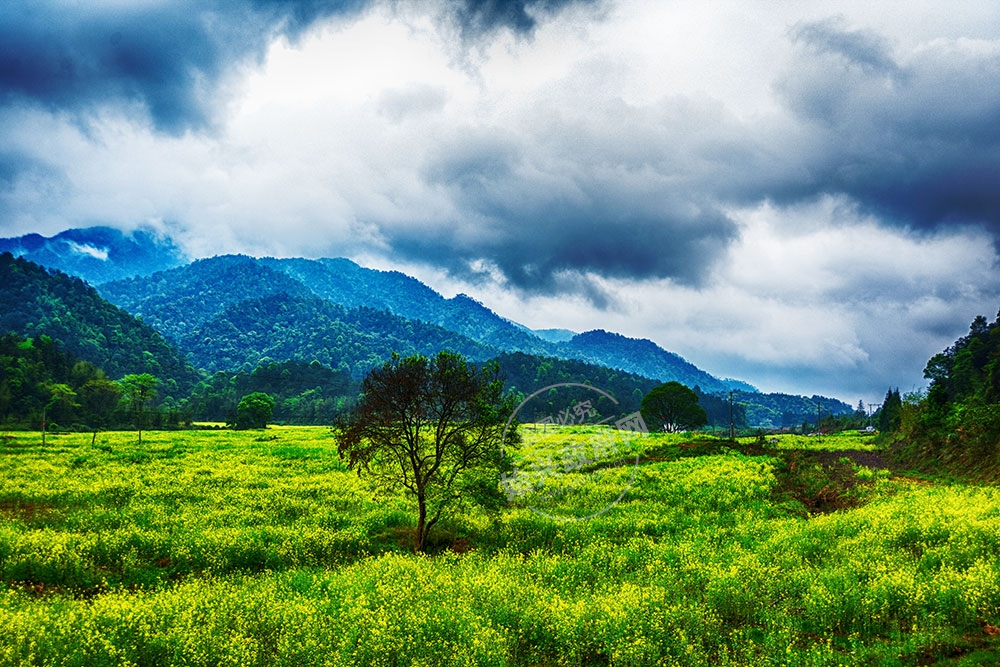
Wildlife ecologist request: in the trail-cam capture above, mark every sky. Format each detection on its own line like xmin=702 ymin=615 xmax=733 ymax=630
xmin=2 ymin=0 xmax=999 ymax=404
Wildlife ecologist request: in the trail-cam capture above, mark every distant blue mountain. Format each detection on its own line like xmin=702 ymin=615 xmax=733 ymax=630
xmin=0 ymin=226 xmax=188 ymax=285
xmin=555 ymin=329 xmax=756 ymax=395
xmin=532 ymin=328 xmax=577 ymax=343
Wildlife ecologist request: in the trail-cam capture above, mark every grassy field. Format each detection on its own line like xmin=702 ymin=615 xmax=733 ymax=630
xmin=1 ymin=425 xmax=999 ymax=665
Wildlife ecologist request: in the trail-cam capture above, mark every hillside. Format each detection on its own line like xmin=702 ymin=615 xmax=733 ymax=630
xmin=892 ymin=309 xmax=1000 ymax=476
xmin=0 ymin=253 xmax=201 ymax=396
xmin=259 ymin=257 xmax=554 ymax=355
xmin=178 ymin=292 xmax=496 ymax=376
xmin=555 ymin=329 xmax=753 ymax=395
xmin=101 ymin=253 xmax=748 ymax=392
xmin=0 ymin=226 xmax=188 ymax=285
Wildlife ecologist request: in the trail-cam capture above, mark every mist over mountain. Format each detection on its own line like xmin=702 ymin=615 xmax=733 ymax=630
xmin=0 ymin=227 xmax=188 ymax=285
xmin=532 ymin=329 xmax=577 ymax=343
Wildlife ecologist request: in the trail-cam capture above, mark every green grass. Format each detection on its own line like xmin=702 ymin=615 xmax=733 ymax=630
xmin=1 ymin=427 xmax=999 ymax=665
xmin=735 ymin=430 xmax=883 ymax=451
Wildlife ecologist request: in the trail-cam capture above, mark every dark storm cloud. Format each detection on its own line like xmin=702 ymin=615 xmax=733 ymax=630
xmin=0 ymin=0 xmax=590 ymax=134
xmin=0 ymin=149 xmax=64 ymax=196
xmin=415 ymin=129 xmax=738 ymax=298
xmin=0 ymin=151 xmax=24 ymax=189
xmin=444 ymin=0 xmax=600 ymax=40
xmin=776 ymin=18 xmax=1000 ymax=234
xmin=0 ymin=1 xmax=368 ymax=133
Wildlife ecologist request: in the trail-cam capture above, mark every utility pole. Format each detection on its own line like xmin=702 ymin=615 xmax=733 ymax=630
xmin=816 ymin=401 xmax=821 ymax=440
xmin=867 ymin=402 xmax=881 ymax=429
xmin=729 ymin=391 xmax=735 ymax=441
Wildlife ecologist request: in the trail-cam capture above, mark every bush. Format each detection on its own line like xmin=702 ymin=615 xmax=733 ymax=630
xmin=235 ymin=393 xmax=275 ymax=430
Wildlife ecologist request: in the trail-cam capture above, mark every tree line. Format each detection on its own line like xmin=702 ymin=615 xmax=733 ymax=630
xmin=885 ymin=310 xmax=1000 ymax=475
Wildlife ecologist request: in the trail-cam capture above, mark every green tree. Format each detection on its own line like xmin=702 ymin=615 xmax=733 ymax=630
xmin=119 ymin=373 xmax=158 ymax=445
xmin=335 ymin=351 xmax=518 ymax=552
xmin=80 ymin=378 xmax=121 ymax=445
xmin=41 ymin=382 xmax=76 ymax=444
xmin=640 ymin=381 xmax=708 ymax=433
xmin=236 ymin=392 xmax=275 ymax=429
xmin=879 ymin=388 xmax=902 ymax=433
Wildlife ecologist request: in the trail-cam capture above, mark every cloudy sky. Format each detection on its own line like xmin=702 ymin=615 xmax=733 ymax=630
xmin=2 ymin=0 xmax=999 ymax=403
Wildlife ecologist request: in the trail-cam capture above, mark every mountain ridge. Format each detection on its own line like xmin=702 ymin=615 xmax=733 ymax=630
xmin=98 ymin=253 xmax=750 ymax=392
xmin=3 ymin=227 xmax=827 ymax=406
xmin=0 ymin=246 xmax=856 ymax=426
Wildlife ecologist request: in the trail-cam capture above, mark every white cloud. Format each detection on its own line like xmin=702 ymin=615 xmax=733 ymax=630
xmin=2 ymin=0 xmax=1000 ymax=402
xmin=66 ymin=241 xmax=109 ymax=261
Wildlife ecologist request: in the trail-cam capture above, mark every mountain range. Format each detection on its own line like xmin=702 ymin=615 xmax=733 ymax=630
xmin=97 ymin=252 xmax=753 ymax=394
xmin=0 ymin=226 xmax=853 ymax=425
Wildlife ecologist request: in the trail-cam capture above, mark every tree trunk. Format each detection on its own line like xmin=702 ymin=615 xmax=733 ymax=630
xmin=415 ymin=491 xmax=427 ymax=553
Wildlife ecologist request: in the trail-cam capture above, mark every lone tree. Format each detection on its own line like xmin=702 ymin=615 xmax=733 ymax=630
xmin=236 ymin=392 xmax=275 ymax=429
xmin=335 ymin=351 xmax=518 ymax=552
xmin=119 ymin=373 xmax=158 ymax=445
xmin=80 ymin=378 xmax=121 ymax=445
xmin=640 ymin=381 xmax=708 ymax=433
xmin=41 ymin=383 xmax=77 ymax=445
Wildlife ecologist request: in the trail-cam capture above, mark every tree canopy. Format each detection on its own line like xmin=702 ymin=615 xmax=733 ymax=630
xmin=640 ymin=381 xmax=708 ymax=433
xmin=120 ymin=373 xmax=159 ymax=445
xmin=334 ymin=351 xmax=518 ymax=552
xmin=891 ymin=308 xmax=1000 ymax=474
xmin=235 ymin=392 xmax=275 ymax=429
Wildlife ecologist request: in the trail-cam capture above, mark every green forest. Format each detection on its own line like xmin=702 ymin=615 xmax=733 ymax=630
xmin=1 ymin=252 xmax=857 ymax=433
xmin=890 ymin=310 xmax=1000 ymax=477
xmin=13 ymin=246 xmax=992 ymax=453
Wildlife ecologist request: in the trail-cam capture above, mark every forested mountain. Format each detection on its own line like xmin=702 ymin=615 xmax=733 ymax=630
xmin=0 ymin=227 xmax=187 ymax=285
xmin=494 ymin=351 xmax=658 ymax=420
xmin=0 ymin=249 xmax=861 ymax=430
xmin=259 ymin=257 xmax=554 ymax=354
xmin=100 ymin=253 xmax=748 ymax=391
xmin=99 ymin=255 xmax=314 ymax=343
xmin=555 ymin=330 xmax=754 ymax=395
xmin=728 ymin=390 xmax=854 ymax=430
xmin=177 ymin=292 xmax=495 ymax=375
xmin=0 ymin=253 xmax=200 ymax=396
